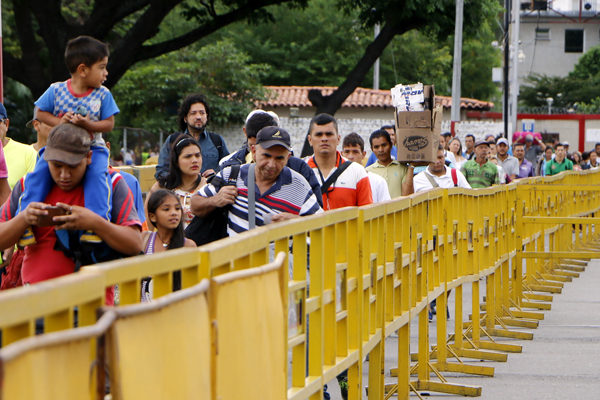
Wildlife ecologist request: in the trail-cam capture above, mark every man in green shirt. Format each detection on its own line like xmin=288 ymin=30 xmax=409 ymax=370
xmin=545 ymin=143 xmax=573 ymax=176
xmin=366 ymin=129 xmax=415 ymax=198
xmin=460 ymin=139 xmax=499 ymax=188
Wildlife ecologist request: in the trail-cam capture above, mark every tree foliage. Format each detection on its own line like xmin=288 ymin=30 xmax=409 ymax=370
xmin=112 ymin=39 xmax=269 ymax=132
xmin=520 ymin=45 xmax=600 ymax=112
xmin=1 ymin=0 xmax=304 ymax=97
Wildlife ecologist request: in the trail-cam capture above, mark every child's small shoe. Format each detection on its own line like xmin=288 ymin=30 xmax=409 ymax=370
xmin=17 ymin=227 xmax=36 ymax=248
xmin=80 ymin=230 xmax=102 ymax=244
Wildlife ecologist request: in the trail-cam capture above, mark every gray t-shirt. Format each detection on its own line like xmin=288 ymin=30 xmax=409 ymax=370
xmin=525 ymin=145 xmax=543 ymax=164
xmin=497 ymin=155 xmax=519 ymax=177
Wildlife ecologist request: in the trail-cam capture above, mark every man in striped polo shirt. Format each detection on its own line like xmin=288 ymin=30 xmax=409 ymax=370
xmin=192 ymin=126 xmax=321 ymax=235
xmin=460 ymin=139 xmax=499 ymax=188
xmin=306 ymin=113 xmax=373 ymax=210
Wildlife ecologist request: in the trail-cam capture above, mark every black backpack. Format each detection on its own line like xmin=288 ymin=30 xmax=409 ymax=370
xmin=184 ymin=165 xmax=240 ymax=246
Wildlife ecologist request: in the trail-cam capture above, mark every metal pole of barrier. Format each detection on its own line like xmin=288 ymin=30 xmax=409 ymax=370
xmin=308 ymin=227 xmax=323 ymax=400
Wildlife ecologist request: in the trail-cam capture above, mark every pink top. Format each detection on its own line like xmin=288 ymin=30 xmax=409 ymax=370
xmin=0 ymin=141 xmax=7 ymax=179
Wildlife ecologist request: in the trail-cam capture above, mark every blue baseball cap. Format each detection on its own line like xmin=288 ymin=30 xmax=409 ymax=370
xmin=0 ymin=103 xmax=7 ymax=119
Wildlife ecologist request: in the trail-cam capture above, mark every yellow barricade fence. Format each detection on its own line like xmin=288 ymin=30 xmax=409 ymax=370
xmin=0 ymin=254 xmax=287 ymax=400
xmin=0 ymin=170 xmax=599 ymax=399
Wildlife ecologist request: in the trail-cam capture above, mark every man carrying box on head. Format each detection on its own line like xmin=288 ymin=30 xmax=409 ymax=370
xmin=366 ymin=128 xmax=415 ymax=198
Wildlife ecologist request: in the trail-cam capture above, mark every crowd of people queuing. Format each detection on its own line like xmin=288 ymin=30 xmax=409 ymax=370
xmin=0 ymin=35 xmax=597 ymax=307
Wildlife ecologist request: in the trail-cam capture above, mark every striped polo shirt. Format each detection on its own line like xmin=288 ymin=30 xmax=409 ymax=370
xmin=306 ymin=152 xmax=373 ymax=210
xmin=200 ymin=164 xmax=322 ymax=236
xmin=460 ymin=160 xmax=500 ymax=188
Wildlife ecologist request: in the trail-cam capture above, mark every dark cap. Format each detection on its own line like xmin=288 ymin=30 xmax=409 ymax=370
xmin=43 ymin=124 xmax=91 ymax=165
xmin=256 ymin=126 xmax=292 ymax=151
xmin=0 ymin=103 xmax=7 ymax=120
xmin=474 ymin=139 xmax=491 ymax=148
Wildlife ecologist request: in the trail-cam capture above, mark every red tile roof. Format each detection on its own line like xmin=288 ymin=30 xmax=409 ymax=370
xmin=260 ymin=86 xmax=494 ymax=110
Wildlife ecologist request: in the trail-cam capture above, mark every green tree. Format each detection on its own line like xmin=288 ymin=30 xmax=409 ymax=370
xmin=225 ymin=0 xmax=499 ymax=97
xmin=520 ymin=45 xmax=600 ymax=111
xmin=2 ymin=0 xmax=304 ymax=97
xmin=112 ymin=39 xmax=269 ymax=132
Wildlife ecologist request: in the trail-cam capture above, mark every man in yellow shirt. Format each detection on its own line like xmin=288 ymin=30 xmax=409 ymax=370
xmin=0 ymin=104 xmax=37 ymax=188
xmin=366 ymin=129 xmax=414 ymax=198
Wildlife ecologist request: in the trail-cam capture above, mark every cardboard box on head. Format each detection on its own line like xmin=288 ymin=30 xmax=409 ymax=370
xmin=392 ymin=84 xmax=442 ymax=163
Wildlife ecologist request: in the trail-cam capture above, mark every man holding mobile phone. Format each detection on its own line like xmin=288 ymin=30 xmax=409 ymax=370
xmin=0 ymin=124 xmax=142 ymax=287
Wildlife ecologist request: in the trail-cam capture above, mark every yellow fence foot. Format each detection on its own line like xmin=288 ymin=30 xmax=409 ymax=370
xmin=510 ymin=309 xmax=545 ymax=320
xmin=524 ymin=292 xmax=554 ymax=302
xmin=521 ymin=300 xmax=552 ymax=310
xmin=561 ymin=259 xmax=589 ymax=266
xmin=498 ymin=317 xmax=539 ymax=329
xmin=540 ymin=273 xmax=572 ymax=282
xmin=487 ymin=327 xmax=534 ymax=340
xmin=534 ymin=280 xmax=564 ymax=288
xmin=557 ymin=264 xmax=586 ymax=272
xmin=463 ymin=340 xmax=522 ymax=353
xmin=528 ymin=284 xmax=562 ymax=294
xmin=411 ymin=379 xmax=482 ymax=397
xmin=447 ymin=346 xmax=508 ymax=362
xmin=432 ymin=361 xmax=495 ymax=377
xmin=551 ymin=269 xmax=580 ymax=278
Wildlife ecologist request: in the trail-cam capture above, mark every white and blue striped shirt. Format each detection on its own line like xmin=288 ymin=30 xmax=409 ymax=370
xmin=200 ymin=164 xmax=322 ymax=236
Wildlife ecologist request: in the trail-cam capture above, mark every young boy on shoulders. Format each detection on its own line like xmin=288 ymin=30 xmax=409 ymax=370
xmin=17 ymin=35 xmax=119 ymax=246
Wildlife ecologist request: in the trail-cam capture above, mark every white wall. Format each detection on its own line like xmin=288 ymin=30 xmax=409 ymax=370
xmin=519 ymin=15 xmax=600 ymax=87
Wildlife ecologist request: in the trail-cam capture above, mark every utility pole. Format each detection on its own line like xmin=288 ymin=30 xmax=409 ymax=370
xmin=451 ymin=0 xmax=464 ymax=133
xmin=373 ymin=23 xmax=380 ymax=90
xmin=509 ymin=0 xmax=521 ymax=138
xmin=502 ymin=0 xmax=511 ymax=138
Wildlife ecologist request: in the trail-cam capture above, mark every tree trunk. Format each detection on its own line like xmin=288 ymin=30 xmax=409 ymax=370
xmin=300 ymin=23 xmax=405 ymax=157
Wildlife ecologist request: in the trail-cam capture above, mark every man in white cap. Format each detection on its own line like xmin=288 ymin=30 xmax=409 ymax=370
xmin=496 ymin=138 xmax=519 ymax=181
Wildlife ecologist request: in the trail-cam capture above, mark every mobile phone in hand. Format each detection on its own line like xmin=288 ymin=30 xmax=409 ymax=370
xmin=37 ymin=206 xmax=68 ymax=227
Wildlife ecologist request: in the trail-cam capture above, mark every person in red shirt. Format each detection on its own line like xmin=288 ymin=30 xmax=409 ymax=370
xmin=305 ymin=114 xmax=372 ymax=210
xmin=0 ymin=124 xmax=142 ymax=286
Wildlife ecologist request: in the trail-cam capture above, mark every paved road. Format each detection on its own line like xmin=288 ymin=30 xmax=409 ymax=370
xmin=327 ymin=258 xmax=600 ymax=399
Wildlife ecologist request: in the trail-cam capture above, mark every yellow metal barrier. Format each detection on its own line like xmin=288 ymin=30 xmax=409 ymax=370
xmin=211 ymin=253 xmax=286 ymax=399
xmin=0 ymin=311 xmax=115 ymax=400
xmin=1 ymin=169 xmax=599 ymax=399
xmin=113 ymin=165 xmax=156 ymax=193
xmin=104 ymin=280 xmax=211 ymax=400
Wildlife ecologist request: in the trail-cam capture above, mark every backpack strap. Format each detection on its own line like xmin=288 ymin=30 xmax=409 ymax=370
xmin=208 ymin=164 xmax=240 ymax=191
xmin=451 ymin=168 xmax=458 ymax=187
xmin=321 ymin=161 xmax=352 ymax=193
xmin=208 ymin=132 xmax=227 ymax=160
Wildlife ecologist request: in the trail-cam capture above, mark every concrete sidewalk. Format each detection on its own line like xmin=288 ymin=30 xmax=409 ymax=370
xmin=327 ymin=258 xmax=600 ymax=399
xmin=445 ymin=258 xmax=600 ymax=399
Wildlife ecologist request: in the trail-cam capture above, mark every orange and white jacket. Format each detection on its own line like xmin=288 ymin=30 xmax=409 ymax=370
xmin=306 ymin=152 xmax=373 ymax=210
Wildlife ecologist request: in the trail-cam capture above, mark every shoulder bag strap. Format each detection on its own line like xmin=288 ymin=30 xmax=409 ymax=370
xmin=321 ymin=161 xmax=352 ymax=193
xmin=424 ymin=171 xmax=440 ymax=188
xmin=248 ymin=164 xmax=256 ymax=230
